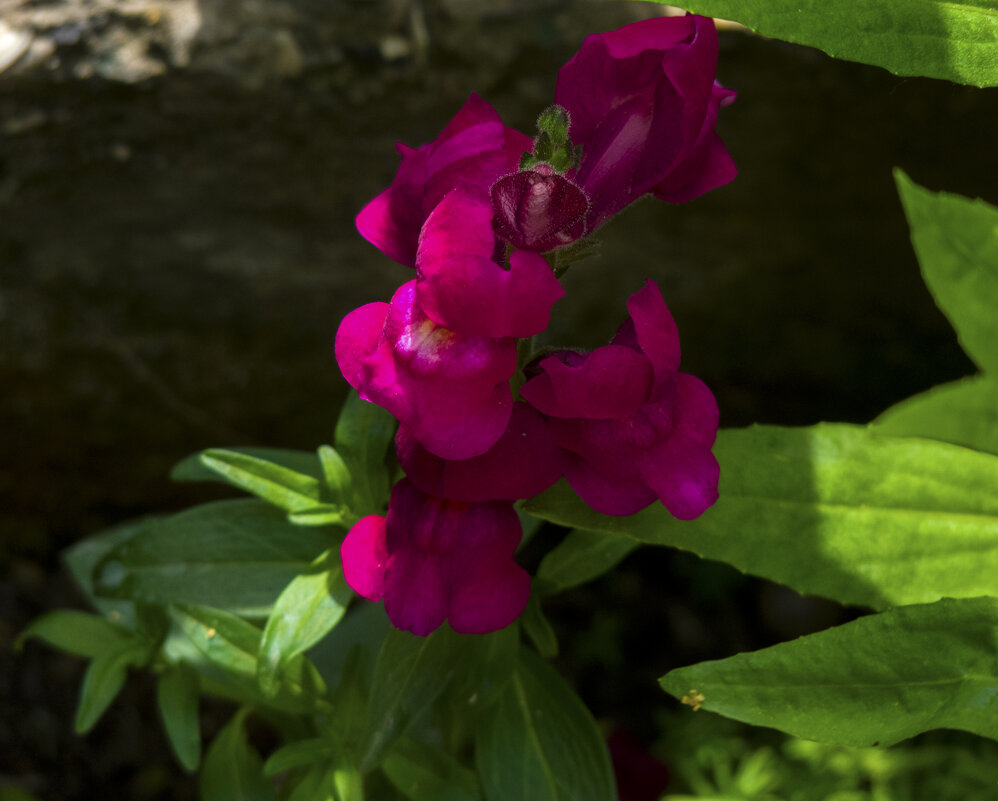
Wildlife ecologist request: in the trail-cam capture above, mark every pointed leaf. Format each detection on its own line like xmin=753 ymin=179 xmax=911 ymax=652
xmin=63 ymin=518 xmax=144 ymax=626
xmin=382 ymin=737 xmax=482 ymax=801
xmin=535 ymin=529 xmax=638 ymax=596
xmin=334 ymin=391 xmax=396 ymax=516
xmin=875 ymin=374 xmax=998 ymax=456
xmin=525 ymin=424 xmax=998 ymax=610
xmin=521 ymin=595 xmax=558 ymax=659
xmin=16 ymin=610 xmax=132 ymax=658
xmin=288 ymin=504 xmax=354 ymax=527
xmin=475 ymin=648 xmax=616 ymax=801
xmin=362 ymin=627 xmax=458 ymax=769
xmin=74 ymin=640 xmax=149 ymax=734
xmin=263 ymin=738 xmax=338 ymax=776
xmin=95 ymin=500 xmax=332 ymax=616
xmin=196 ymin=449 xmax=323 ymax=512
xmin=200 ymin=710 xmax=277 ymax=801
xmin=661 ymin=597 xmax=998 ymax=747
xmin=171 ymin=447 xmax=321 ymax=484
xmin=895 ymin=170 xmax=998 ymax=372
xmin=645 ymin=1 xmax=998 ymax=87
xmin=258 ymin=553 xmax=352 ymax=697
xmin=318 ymin=445 xmax=352 ymax=503
xmin=157 ymin=664 xmax=201 ymax=771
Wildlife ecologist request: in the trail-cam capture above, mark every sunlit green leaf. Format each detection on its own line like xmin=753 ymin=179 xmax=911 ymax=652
xmin=476 ymin=649 xmax=616 ymax=801
xmin=197 ymin=449 xmax=323 ymax=512
xmin=875 ymin=374 xmax=998 ymax=455
xmin=257 ymin=552 xmax=352 ymax=697
xmin=661 ymin=597 xmax=998 ymax=746
xmin=318 ymin=445 xmax=352 ymax=503
xmin=382 ymin=737 xmax=482 ymax=801
xmin=895 ymin=170 xmax=998 ymax=372
xmin=157 ymin=664 xmax=201 ymax=771
xmin=171 ymin=447 xmax=321 ymax=484
xmin=652 ymin=1 xmax=998 ymax=87
xmin=288 ymin=504 xmax=354 ymax=527
xmin=16 ymin=610 xmax=132 ymax=658
xmin=200 ymin=710 xmax=277 ymax=801
xmin=525 ymin=424 xmax=998 ymax=610
xmin=334 ymin=391 xmax=396 ymax=517
xmin=95 ymin=500 xmax=332 ymax=616
xmin=535 ymin=529 xmax=638 ymax=596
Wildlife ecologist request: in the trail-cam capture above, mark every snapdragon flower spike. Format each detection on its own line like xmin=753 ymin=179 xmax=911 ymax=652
xmin=415 ymin=185 xmax=565 ymax=338
xmin=521 ymin=280 xmax=719 ymax=519
xmin=341 ymin=479 xmax=531 ymax=636
xmin=491 ymin=165 xmax=590 ymax=252
xmin=555 ymin=14 xmax=736 ymax=232
xmin=397 ymin=402 xmax=564 ymax=502
xmin=356 ymin=94 xmax=532 ymax=268
xmin=335 ymin=280 xmax=516 ymax=460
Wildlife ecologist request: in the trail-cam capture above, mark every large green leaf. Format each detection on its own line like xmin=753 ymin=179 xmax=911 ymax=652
xmin=875 ymin=374 xmax=998 ymax=455
xmin=895 ymin=170 xmax=998 ymax=372
xmin=16 ymin=610 xmax=132 ymax=659
xmin=475 ymin=648 xmax=616 ymax=801
xmin=382 ymin=737 xmax=482 ymax=801
xmin=200 ymin=710 xmax=277 ymax=801
xmin=525 ymin=424 xmax=998 ymax=610
xmin=94 ymin=500 xmax=332 ymax=616
xmin=334 ymin=391 xmax=396 ymax=517
xmin=661 ymin=596 xmax=998 ymax=746
xmin=361 ymin=627 xmax=459 ymax=770
xmin=257 ymin=551 xmax=352 ymax=697
xmin=655 ymin=1 xmax=998 ymax=87
xmin=63 ymin=518 xmax=145 ymax=626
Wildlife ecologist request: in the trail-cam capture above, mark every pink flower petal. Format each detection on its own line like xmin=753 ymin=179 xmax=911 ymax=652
xmin=334 ymin=302 xmax=389 ymax=390
xmin=383 ymin=547 xmax=449 ymax=636
xmin=448 ymin=557 xmax=531 ymax=634
xmin=521 ymin=345 xmax=653 ymax=419
xmin=639 ymin=432 xmax=719 ymax=520
xmin=626 ymin=280 xmax=681 ymax=375
xmin=563 ymin=455 xmax=658 ymax=517
xmin=340 ymin=515 xmax=389 ymax=601
xmin=355 ymin=144 xmax=428 ymax=268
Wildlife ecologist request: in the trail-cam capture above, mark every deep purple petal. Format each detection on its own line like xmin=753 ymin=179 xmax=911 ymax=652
xmin=334 ymin=302 xmax=389 ymax=390
xmin=417 ymin=189 xmax=565 ymax=338
xmin=340 ymin=515 xmax=388 ymax=601
xmin=626 ymin=280 xmax=681 ymax=375
xmin=447 ymin=556 xmax=531 ymax=634
xmin=398 ymin=403 xmax=564 ymax=501
xmin=521 ymin=346 xmax=653 ymax=419
xmin=491 ymin=167 xmax=589 ymax=252
xmin=669 ymin=372 xmax=720 ymax=446
xmin=563 ymin=455 xmax=658 ymax=517
xmin=383 ymin=547 xmax=449 ymax=636
xmin=638 ymin=431 xmax=719 ymax=520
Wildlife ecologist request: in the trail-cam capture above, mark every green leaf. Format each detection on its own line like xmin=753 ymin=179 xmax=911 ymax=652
xmin=171 ymin=447 xmax=322 ymax=484
xmin=95 ymin=500 xmax=332 ymax=616
xmin=651 ymin=1 xmax=998 ymax=87
xmin=167 ymin=604 xmax=329 ymax=715
xmin=875 ymin=374 xmax=998 ymax=455
xmin=158 ymin=664 xmax=201 ymax=771
xmin=362 ymin=627 xmax=459 ymax=770
xmin=334 ymin=391 xmax=396 ymax=516
xmin=525 ymin=424 xmax=998 ymax=610
xmin=285 ymin=765 xmax=335 ymax=801
xmin=257 ymin=552 xmax=352 ymax=697
xmin=288 ymin=504 xmax=354 ymax=527
xmin=318 ymin=445 xmax=352 ymax=503
xmin=894 ymin=170 xmax=998 ymax=371
xmin=661 ymin=596 xmax=998 ymax=746
xmin=475 ymin=648 xmax=616 ymax=801
xmin=521 ymin=595 xmax=558 ymax=659
xmin=16 ymin=610 xmax=132 ymax=658
xmin=74 ymin=640 xmax=149 ymax=734
xmin=382 ymin=737 xmax=482 ymax=801
xmin=63 ymin=518 xmax=145 ymax=626
xmin=263 ymin=738 xmax=337 ymax=776
xmin=535 ymin=529 xmax=638 ymax=596
xmin=200 ymin=710 xmax=277 ymax=801
xmin=197 ymin=449 xmax=323 ymax=512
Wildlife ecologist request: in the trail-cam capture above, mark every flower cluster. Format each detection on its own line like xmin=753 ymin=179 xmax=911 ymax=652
xmin=336 ymin=14 xmax=733 ymax=636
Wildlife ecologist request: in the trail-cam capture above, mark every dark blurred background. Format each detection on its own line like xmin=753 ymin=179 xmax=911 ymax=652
xmin=1 ymin=0 xmax=995 ymax=797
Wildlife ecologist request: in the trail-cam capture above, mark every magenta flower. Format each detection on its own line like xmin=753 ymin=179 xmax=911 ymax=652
xmin=490 ymin=165 xmax=589 ymax=252
xmin=340 ymin=479 xmax=531 ymax=636
xmin=521 ymin=280 xmax=719 ymax=518
xmin=355 ymin=94 xmax=532 ymax=268
xmin=335 ymin=280 xmax=516 ymax=461
xmin=416 ymin=186 xmax=565 ymax=337
xmin=555 ymin=14 xmax=736 ymax=231
xmin=397 ymin=402 xmax=564 ymax=502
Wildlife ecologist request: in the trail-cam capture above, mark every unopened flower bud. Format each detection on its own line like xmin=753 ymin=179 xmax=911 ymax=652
xmin=491 ymin=165 xmax=589 ymax=252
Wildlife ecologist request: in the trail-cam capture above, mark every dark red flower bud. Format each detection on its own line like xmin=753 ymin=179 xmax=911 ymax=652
xmin=491 ymin=165 xmax=589 ymax=252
